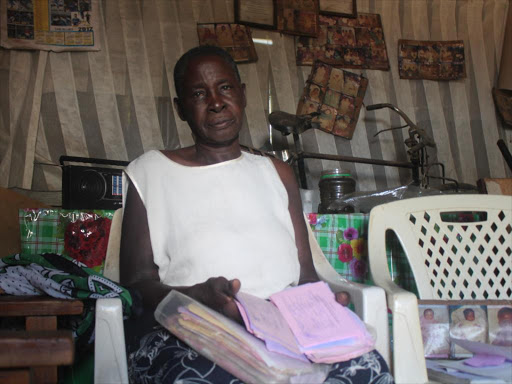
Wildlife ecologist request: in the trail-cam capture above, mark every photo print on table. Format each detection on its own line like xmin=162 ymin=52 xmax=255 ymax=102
xmin=296 ymin=12 xmax=389 ymax=70
xmin=398 ymin=39 xmax=466 ymax=80
xmin=449 ymin=305 xmax=488 ymax=358
xmin=296 ymin=61 xmax=368 ymax=139
xmin=418 ymin=304 xmax=450 ymax=358
xmin=197 ymin=23 xmax=258 ymax=63
xmin=487 ymin=305 xmax=512 ymax=347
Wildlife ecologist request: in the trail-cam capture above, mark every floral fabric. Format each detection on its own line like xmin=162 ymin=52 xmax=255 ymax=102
xmin=0 ymin=253 xmax=132 ymax=346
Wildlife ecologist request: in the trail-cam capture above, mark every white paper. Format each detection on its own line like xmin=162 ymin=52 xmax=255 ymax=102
xmin=451 ymin=338 xmax=512 ymax=360
xmin=437 ymin=360 xmax=512 ymax=381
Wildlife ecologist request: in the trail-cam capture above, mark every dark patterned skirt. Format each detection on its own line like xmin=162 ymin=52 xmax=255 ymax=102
xmin=125 ymin=311 xmax=394 ymax=384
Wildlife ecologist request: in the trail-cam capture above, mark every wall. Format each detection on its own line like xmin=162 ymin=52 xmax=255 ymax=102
xmin=0 ymin=0 xmax=510 ymax=197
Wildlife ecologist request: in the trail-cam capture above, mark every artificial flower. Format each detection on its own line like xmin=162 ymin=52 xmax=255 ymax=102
xmin=337 ymin=243 xmax=353 ymax=263
xmin=343 ymin=227 xmax=359 ymax=241
xmin=350 ymin=258 xmax=367 ymax=278
xmin=350 ymin=238 xmax=365 ymax=260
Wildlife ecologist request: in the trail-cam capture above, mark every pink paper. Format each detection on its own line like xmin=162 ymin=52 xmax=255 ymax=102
xmin=235 ymin=292 xmax=302 ymax=356
xmin=269 ymin=282 xmax=370 ymax=349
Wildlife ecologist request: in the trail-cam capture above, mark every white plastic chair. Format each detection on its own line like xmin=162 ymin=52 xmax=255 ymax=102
xmin=94 ymin=208 xmax=128 ymax=384
xmin=368 ymin=194 xmax=512 ymax=384
xmin=93 ymin=209 xmax=389 ymax=383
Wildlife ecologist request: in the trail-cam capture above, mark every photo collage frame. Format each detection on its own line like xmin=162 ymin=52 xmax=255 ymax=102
xmin=398 ymin=39 xmax=466 ymax=80
xmin=295 ymin=12 xmax=389 ymax=70
xmin=275 ymin=0 xmax=319 ymax=37
xmin=197 ymin=23 xmax=258 ymax=63
xmin=296 ymin=60 xmax=368 ymax=139
xmin=418 ymin=301 xmax=512 ymax=359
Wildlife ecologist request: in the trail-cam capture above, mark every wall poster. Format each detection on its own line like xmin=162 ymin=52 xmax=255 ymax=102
xmin=0 ymin=0 xmax=101 ymax=51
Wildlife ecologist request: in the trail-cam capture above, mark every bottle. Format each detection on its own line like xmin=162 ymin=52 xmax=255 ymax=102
xmin=317 ymin=169 xmax=356 ymax=213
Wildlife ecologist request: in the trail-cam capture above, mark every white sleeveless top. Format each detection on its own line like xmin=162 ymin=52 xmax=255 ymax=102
xmin=123 ymin=150 xmax=300 ymax=299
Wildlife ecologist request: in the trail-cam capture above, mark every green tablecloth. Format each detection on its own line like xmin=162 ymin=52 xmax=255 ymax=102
xmin=307 ymin=213 xmax=418 ymax=294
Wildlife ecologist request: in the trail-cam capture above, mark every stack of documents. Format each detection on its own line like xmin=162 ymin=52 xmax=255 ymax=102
xmin=155 ymin=290 xmax=330 ymax=384
xmin=236 ymin=281 xmax=375 ymax=363
xmin=154 ymin=282 xmax=375 ymax=383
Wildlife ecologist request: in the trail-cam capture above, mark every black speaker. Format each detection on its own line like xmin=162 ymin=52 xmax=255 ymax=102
xmin=60 ymin=156 xmax=130 ymax=210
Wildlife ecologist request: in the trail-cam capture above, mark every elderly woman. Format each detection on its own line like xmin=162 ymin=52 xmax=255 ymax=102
xmin=121 ymin=45 xmax=393 ymax=383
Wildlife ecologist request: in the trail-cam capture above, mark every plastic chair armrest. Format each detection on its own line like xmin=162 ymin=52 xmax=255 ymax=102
xmin=371 ymin=258 xmax=428 ymax=384
xmin=94 ymin=298 xmax=128 ymax=384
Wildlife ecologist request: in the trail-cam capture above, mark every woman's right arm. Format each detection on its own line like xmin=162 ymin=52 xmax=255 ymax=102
xmin=120 ymin=179 xmax=241 ymax=319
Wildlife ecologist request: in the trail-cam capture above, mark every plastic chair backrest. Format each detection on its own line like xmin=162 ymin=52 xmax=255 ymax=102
xmin=103 ymin=208 xmax=123 ymax=283
xmin=370 ymin=194 xmax=512 ymax=300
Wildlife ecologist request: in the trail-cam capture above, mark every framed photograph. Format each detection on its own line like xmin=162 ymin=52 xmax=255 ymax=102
xmin=197 ymin=23 xmax=258 ymax=64
xmin=234 ymin=0 xmax=276 ymax=30
xmin=319 ymin=0 xmax=357 ymax=18
xmin=276 ymin=0 xmax=319 ymax=37
xmin=398 ymin=39 xmax=466 ymax=80
xmin=296 ymin=61 xmax=368 ymax=139
xmin=295 ymin=13 xmax=390 ymax=70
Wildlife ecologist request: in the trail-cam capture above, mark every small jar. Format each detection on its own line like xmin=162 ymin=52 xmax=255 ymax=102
xmin=318 ymin=169 xmax=356 ymax=214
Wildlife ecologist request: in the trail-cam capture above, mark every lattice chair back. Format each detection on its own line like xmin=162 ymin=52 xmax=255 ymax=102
xmin=368 ymin=194 xmax=512 ymax=384
xmin=371 ymin=194 xmax=512 ymax=300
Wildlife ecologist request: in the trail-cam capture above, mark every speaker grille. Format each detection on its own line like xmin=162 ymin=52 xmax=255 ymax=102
xmin=62 ymin=165 xmax=123 ymax=210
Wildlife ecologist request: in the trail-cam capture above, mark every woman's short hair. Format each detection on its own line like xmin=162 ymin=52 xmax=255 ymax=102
xmin=173 ymin=45 xmax=241 ymax=99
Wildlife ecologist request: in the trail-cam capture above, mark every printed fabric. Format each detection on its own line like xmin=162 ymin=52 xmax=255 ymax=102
xmin=0 ymin=253 xmax=132 ymax=346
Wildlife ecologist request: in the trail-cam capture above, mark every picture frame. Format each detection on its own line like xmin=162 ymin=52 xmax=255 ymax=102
xmin=398 ymin=39 xmax=466 ymax=81
xmin=295 ymin=13 xmax=390 ymax=71
xmin=234 ymin=0 xmax=276 ymax=30
xmin=319 ymin=0 xmax=357 ymax=18
xmin=275 ymin=0 xmax=319 ymax=37
xmin=296 ymin=60 xmax=368 ymax=139
xmin=197 ymin=23 xmax=258 ymax=64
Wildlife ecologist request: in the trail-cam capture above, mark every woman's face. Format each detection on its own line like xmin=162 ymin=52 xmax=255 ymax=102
xmin=175 ymin=55 xmax=246 ymax=147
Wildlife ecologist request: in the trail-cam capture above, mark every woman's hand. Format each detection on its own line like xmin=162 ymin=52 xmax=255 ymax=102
xmin=190 ymin=277 xmax=242 ymax=322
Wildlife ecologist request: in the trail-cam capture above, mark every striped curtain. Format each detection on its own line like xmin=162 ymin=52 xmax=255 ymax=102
xmin=0 ymin=0 xmax=510 ymax=195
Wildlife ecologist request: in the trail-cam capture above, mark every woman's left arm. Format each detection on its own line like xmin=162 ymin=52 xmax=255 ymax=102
xmin=271 ymin=157 xmax=350 ymax=306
